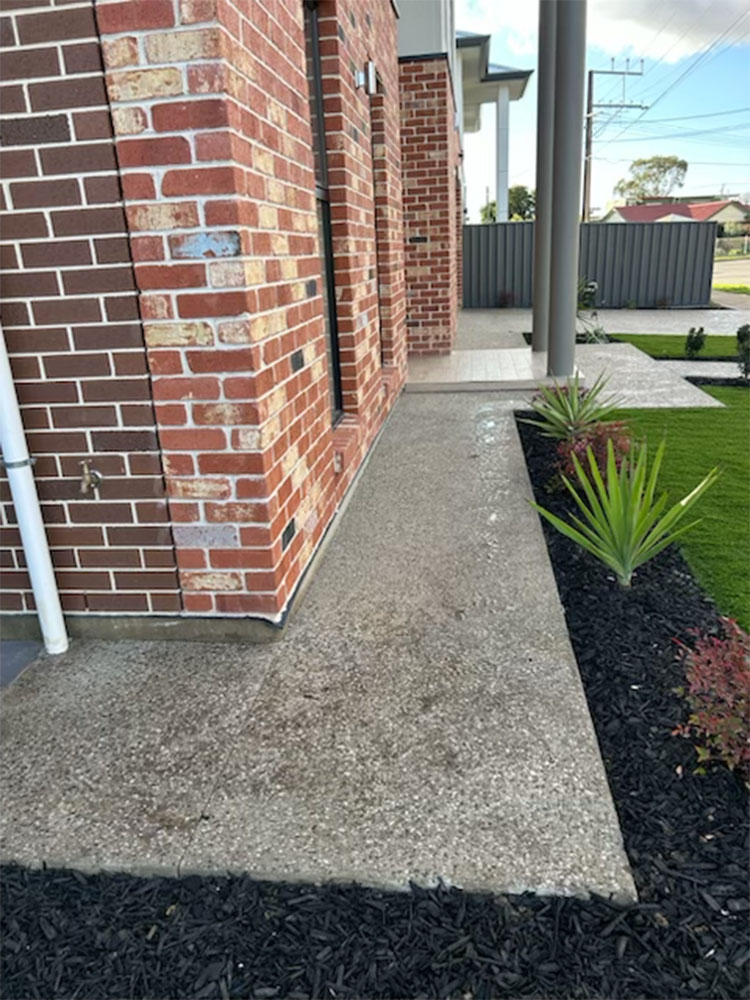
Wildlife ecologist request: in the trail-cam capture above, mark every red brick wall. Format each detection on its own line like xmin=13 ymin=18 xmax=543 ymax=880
xmin=399 ymin=56 xmax=459 ymax=355
xmin=0 ymin=0 xmax=406 ymax=625
xmin=0 ymin=0 xmax=180 ymax=615
xmin=456 ymin=175 xmax=463 ymax=307
xmin=90 ymin=0 xmax=406 ymax=622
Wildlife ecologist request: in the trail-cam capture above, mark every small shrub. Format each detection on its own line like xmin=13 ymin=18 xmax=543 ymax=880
xmin=557 ymin=421 xmax=631 ymax=479
xmin=737 ymin=324 xmax=750 ymax=380
xmin=577 ymin=276 xmax=598 ymax=311
xmin=530 ymin=438 xmax=720 ymax=587
xmin=576 ymin=277 xmax=609 ymax=343
xmin=685 ymin=326 xmax=706 ymax=359
xmin=674 ymin=618 xmax=750 ymax=781
xmin=522 ymin=372 xmax=620 ymax=441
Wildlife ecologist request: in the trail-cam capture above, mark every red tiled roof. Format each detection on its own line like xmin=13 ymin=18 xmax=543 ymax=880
xmin=612 ymin=200 xmax=749 ymax=222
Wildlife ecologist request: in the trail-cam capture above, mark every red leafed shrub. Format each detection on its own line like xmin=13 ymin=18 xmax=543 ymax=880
xmin=674 ymin=618 xmax=750 ymax=781
xmin=556 ymin=421 xmax=631 ymax=479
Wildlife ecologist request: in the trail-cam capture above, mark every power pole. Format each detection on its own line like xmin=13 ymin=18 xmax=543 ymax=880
xmin=582 ymin=62 xmax=647 ymax=222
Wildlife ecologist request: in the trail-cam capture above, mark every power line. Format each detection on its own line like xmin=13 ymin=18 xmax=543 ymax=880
xmin=634 ymin=107 xmax=750 ymax=124
xmin=632 ymin=1 xmax=717 ymax=98
xmin=601 ymin=9 xmax=750 ymax=147
xmin=604 ymin=122 xmax=750 ymax=141
xmin=593 ymin=156 xmax=750 ymax=167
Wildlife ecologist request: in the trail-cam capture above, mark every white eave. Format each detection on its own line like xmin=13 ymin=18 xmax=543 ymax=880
xmin=457 ymin=31 xmax=532 ymax=133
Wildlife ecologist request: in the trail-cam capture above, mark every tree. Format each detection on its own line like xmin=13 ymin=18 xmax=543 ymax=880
xmin=509 ymin=185 xmax=535 ymax=220
xmin=613 ymin=155 xmax=688 ymax=203
xmin=480 ymin=186 xmax=535 ymax=222
xmin=480 ymin=199 xmax=497 ymax=223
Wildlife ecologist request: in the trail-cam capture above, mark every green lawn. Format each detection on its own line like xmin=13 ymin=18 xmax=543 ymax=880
xmin=613 ymin=333 xmax=738 ymax=359
xmin=616 ymin=386 xmax=750 ymax=627
xmin=713 ymin=283 xmax=750 ymax=295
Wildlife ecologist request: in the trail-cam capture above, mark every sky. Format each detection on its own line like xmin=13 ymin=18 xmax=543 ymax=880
xmin=457 ymin=0 xmax=750 ymax=221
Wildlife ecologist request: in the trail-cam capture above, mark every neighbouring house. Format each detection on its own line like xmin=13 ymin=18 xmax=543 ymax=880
xmin=601 ymin=199 xmax=750 ymax=225
xmin=455 ymin=30 xmax=530 ymax=223
xmin=0 ymin=0 xmax=471 ymax=636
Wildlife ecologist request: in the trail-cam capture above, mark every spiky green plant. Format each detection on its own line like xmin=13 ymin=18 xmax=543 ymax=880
xmin=521 ymin=372 xmax=621 ymax=441
xmin=530 ymin=438 xmax=720 ymax=587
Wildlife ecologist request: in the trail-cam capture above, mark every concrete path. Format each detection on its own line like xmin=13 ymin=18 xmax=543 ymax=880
xmin=662 ymin=359 xmax=740 ymax=379
xmin=0 ymin=394 xmax=635 ymax=901
xmin=409 ymin=321 xmax=723 ymax=407
xmin=575 ymin=344 xmax=724 ymax=408
xmin=710 ymin=289 xmax=750 ymax=310
xmin=460 ymin=307 xmax=750 ymax=336
xmin=455 ymin=309 xmax=526 ymax=350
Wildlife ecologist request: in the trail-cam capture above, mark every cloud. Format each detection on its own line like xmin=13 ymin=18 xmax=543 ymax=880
xmin=458 ymin=0 xmax=750 ymax=65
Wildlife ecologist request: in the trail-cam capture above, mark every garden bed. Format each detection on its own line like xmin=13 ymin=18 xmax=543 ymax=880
xmin=686 ymin=375 xmax=749 ymax=389
xmin=1 ymin=421 xmax=748 ymax=1000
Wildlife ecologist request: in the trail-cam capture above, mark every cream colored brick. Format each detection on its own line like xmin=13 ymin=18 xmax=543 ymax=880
xmin=128 ymin=203 xmax=199 ymax=232
xmin=235 ymin=428 xmax=261 ymax=450
xmin=267 ymin=99 xmax=286 ymax=127
xmin=218 ymin=320 xmax=254 ymax=344
xmin=258 ymin=205 xmax=278 ymax=229
xmin=235 ymin=414 xmax=281 ymax=451
xmin=144 ymin=322 xmax=213 ymax=347
xmin=266 ymin=179 xmax=284 ymax=204
xmin=221 ymin=317 xmax=261 ymax=343
xmin=179 ymin=0 xmax=218 ymax=24
xmin=209 ymin=261 xmax=245 ymax=288
xmin=145 ymin=28 xmax=220 ymax=64
xmin=262 ymin=386 xmax=286 ymax=419
xmin=263 ymin=413 xmax=282 ymax=445
xmin=142 ymin=294 xmax=172 ymax=319
xmin=299 ymin=536 xmax=314 ymax=566
xmin=279 ymin=259 xmax=297 ymax=279
xmin=102 ymin=37 xmax=139 ymax=70
xmin=244 ymin=259 xmax=265 ymax=285
xmin=108 ymin=68 xmax=183 ymax=102
xmin=311 ymin=360 xmax=324 ymax=381
xmin=197 ymin=403 xmax=247 ymax=424
xmin=111 ymin=107 xmax=147 ymax=135
xmin=291 ymin=459 xmax=308 ymax=490
xmin=182 ymin=572 xmax=242 ymax=591
xmin=253 ymin=148 xmax=274 ymax=175
xmin=270 ymin=234 xmax=288 ymax=255
xmin=210 ymin=260 xmax=265 ymax=288
xmin=281 ymin=444 xmax=299 ymax=477
xmin=170 ymin=477 xmax=228 ymax=498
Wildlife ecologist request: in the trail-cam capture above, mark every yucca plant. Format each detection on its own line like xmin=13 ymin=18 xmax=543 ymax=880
xmin=530 ymin=438 xmax=720 ymax=587
xmin=521 ymin=372 xmax=621 ymax=441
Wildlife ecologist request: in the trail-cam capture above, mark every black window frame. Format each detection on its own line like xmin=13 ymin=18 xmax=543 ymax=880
xmin=304 ymin=0 xmax=344 ymax=422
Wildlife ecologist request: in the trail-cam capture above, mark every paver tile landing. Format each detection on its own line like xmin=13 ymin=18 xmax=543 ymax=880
xmin=0 ymin=395 xmax=635 ymax=900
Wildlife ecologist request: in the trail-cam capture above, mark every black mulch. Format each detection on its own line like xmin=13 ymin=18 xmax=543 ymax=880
xmin=2 ymin=424 xmax=748 ymax=1000
xmin=685 ymin=375 xmax=749 ymax=389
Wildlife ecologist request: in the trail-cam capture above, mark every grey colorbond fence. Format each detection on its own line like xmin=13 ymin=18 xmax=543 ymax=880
xmin=463 ymin=221 xmax=716 ymax=309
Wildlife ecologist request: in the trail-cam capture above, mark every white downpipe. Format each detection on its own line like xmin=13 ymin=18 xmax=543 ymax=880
xmin=0 ymin=327 xmax=68 ymax=654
